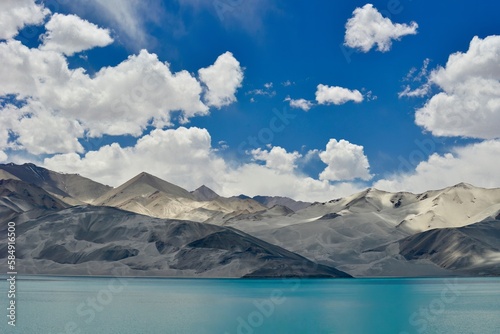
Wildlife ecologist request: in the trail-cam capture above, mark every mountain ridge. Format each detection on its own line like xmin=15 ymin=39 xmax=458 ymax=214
xmin=1 ymin=163 xmax=499 ymax=277
xmin=0 ymin=163 xmax=111 ymax=204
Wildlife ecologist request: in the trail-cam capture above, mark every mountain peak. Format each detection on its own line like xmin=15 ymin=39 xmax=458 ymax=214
xmin=114 ymin=171 xmax=195 ymax=200
xmin=191 ymin=185 xmax=220 ymax=201
xmin=132 ymin=172 xmax=159 ymax=182
xmin=451 ymin=182 xmax=474 ymax=189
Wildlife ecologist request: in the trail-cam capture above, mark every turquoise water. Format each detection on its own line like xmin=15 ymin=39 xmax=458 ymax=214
xmin=1 ymin=276 xmax=499 ymax=334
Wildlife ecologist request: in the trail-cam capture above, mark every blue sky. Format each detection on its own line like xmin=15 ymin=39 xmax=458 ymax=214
xmin=0 ymin=0 xmax=499 ymax=201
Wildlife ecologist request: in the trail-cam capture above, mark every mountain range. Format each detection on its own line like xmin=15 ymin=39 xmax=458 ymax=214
xmin=0 ymin=163 xmax=499 ymax=278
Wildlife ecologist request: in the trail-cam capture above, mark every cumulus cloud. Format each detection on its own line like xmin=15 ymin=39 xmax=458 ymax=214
xmin=284 ymin=97 xmax=314 ymax=111
xmin=374 ymin=140 xmax=500 ymax=193
xmin=344 ymin=4 xmax=418 ymax=52
xmin=0 ymin=40 xmax=209 ymax=139
xmin=0 ymin=3 xmax=244 ymax=159
xmin=319 ymin=139 xmax=372 ymax=182
xmin=0 ymin=0 xmax=50 ymax=40
xmin=415 ymin=35 xmax=500 ymax=139
xmin=44 ymin=127 xmax=364 ymax=202
xmin=40 ymin=13 xmax=113 ymax=56
xmin=251 ymin=146 xmax=302 ymax=173
xmin=0 ymin=36 xmax=244 ymax=155
xmin=199 ymin=51 xmax=244 ymax=108
xmin=4 ymin=101 xmax=85 ymax=155
xmin=315 ymin=84 xmax=363 ymax=105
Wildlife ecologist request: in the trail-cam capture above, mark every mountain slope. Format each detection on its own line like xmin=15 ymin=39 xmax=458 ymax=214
xmin=0 ymin=163 xmax=111 ymax=204
xmin=0 ymin=179 xmax=68 ymax=212
xmin=191 ymin=185 xmax=220 ymax=201
xmin=1 ymin=163 xmax=499 ymax=278
xmin=0 ymin=205 xmax=350 ymax=278
xmin=236 ymin=195 xmax=312 ymax=212
xmin=93 ymin=172 xmax=196 ymax=205
xmin=398 ymin=211 xmax=500 ymax=275
xmin=223 ymin=184 xmax=500 ymax=276
xmin=93 ymin=172 xmax=266 ymax=222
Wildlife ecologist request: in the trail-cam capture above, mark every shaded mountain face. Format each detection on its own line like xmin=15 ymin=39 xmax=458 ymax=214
xmin=0 ymin=163 xmax=111 ymax=204
xmin=0 ymin=179 xmax=69 ymax=225
xmin=0 ymin=179 xmax=68 ymax=211
xmin=191 ymin=185 xmax=220 ymax=201
xmin=0 ymin=205 xmax=350 ymax=278
xmin=398 ymin=212 xmax=500 ymax=275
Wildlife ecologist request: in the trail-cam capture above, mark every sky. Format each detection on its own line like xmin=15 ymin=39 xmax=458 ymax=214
xmin=0 ymin=0 xmax=499 ymax=201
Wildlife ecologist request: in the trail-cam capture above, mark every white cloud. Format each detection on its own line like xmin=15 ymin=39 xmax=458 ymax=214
xmin=414 ymin=58 xmax=431 ymax=82
xmin=364 ymin=90 xmax=378 ymax=101
xmin=284 ymin=97 xmax=314 ymax=111
xmin=44 ymin=127 xmax=365 ymax=202
xmin=0 ymin=41 xmax=208 ymax=138
xmin=304 ymin=149 xmax=320 ymax=163
xmin=0 ymin=107 xmax=13 ymax=150
xmin=374 ymin=140 xmax=500 ymax=193
xmin=40 ymin=13 xmax=113 ymax=56
xmin=247 ymin=88 xmax=276 ymax=98
xmin=0 ymin=0 xmax=50 ymax=40
xmin=0 ymin=33 xmax=243 ymax=154
xmin=44 ymin=127 xmax=226 ymax=189
xmin=398 ymin=84 xmax=430 ymax=98
xmin=399 ymin=58 xmax=432 ymax=98
xmin=199 ymin=51 xmax=244 ymax=108
xmin=0 ymin=151 xmax=7 ymax=163
xmin=5 ymin=101 xmax=85 ymax=155
xmin=344 ymin=4 xmax=418 ymax=52
xmin=315 ymin=84 xmax=363 ymax=105
xmin=415 ymin=35 xmax=500 ymax=139
xmin=251 ymin=146 xmax=302 ymax=173
xmin=319 ymin=139 xmax=372 ymax=181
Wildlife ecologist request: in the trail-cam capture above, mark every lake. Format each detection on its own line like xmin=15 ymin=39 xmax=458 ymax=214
xmin=1 ymin=276 xmax=499 ymax=333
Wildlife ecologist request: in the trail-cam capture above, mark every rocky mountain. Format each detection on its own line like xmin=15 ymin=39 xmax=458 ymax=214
xmin=252 ymin=195 xmax=312 ymax=212
xmin=0 ymin=205 xmax=350 ymax=278
xmin=191 ymin=185 xmax=220 ymax=201
xmin=0 ymin=163 xmax=111 ymax=204
xmin=224 ymin=185 xmax=500 ymax=276
xmin=397 ymin=211 xmax=500 ymax=275
xmin=237 ymin=194 xmax=312 ymax=212
xmin=0 ymin=179 xmax=68 ymax=225
xmin=92 ymin=172 xmax=266 ymax=222
xmin=1 ymin=163 xmax=499 ymax=278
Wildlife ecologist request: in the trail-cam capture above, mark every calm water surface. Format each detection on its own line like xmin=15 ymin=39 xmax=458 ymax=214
xmin=1 ymin=276 xmax=499 ymax=334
